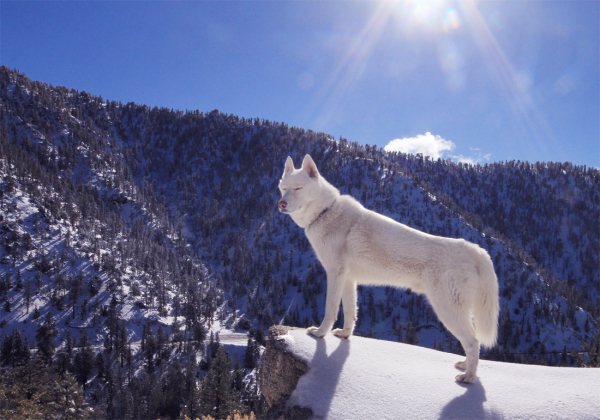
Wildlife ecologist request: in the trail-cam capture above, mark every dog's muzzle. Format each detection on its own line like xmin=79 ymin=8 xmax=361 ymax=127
xmin=278 ymin=200 xmax=288 ymax=212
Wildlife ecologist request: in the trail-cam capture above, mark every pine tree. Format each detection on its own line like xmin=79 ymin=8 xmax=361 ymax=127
xmin=35 ymin=270 xmax=43 ymax=292
xmin=156 ymin=324 xmax=167 ymax=364
xmin=233 ymin=360 xmax=244 ymax=392
xmin=183 ymin=364 xmax=202 ymax=419
xmin=193 ymin=322 xmax=207 ymax=350
xmin=35 ymin=312 xmax=58 ymax=364
xmin=209 ymin=330 xmax=220 ymax=359
xmin=56 ymin=351 xmax=73 ymax=379
xmin=163 ymin=358 xmax=186 ymax=418
xmin=1 ymin=329 xmax=30 ymax=367
xmin=254 ymin=328 xmax=265 ymax=347
xmin=2 ymin=273 xmax=12 ymax=295
xmin=56 ymin=332 xmax=74 ymax=379
xmin=15 ymin=270 xmax=23 ymax=291
xmin=95 ymin=352 xmax=105 ymax=380
xmin=21 ymin=337 xmax=31 ymax=366
xmin=106 ymin=295 xmax=120 ymax=351
xmin=244 ymin=338 xmax=256 ymax=369
xmin=1 ymin=332 xmax=11 ymax=366
xmin=49 ymin=372 xmax=91 ymax=419
xmin=24 ymin=279 xmax=33 ymax=314
xmin=145 ymin=325 xmax=156 ymax=373
xmin=199 ymin=347 xmax=241 ymax=419
xmin=583 ymin=318 xmax=600 ymax=367
xmin=69 ymin=275 xmax=82 ymax=319
xmin=73 ymin=332 xmax=94 ymax=390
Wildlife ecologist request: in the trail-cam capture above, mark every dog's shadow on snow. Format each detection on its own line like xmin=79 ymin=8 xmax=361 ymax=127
xmin=439 ymin=379 xmax=503 ymax=420
xmin=304 ymin=333 xmax=350 ymax=418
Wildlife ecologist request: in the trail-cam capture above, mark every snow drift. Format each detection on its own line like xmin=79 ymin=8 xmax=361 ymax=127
xmin=263 ymin=327 xmax=600 ymax=420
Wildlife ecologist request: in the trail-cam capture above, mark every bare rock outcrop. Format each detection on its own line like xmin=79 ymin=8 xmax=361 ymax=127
xmin=260 ymin=325 xmax=313 ymax=419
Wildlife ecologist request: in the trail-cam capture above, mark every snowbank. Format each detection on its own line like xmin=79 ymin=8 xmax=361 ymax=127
xmin=276 ymin=328 xmax=599 ymax=419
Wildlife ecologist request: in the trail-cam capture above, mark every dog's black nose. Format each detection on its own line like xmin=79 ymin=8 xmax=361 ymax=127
xmin=278 ymin=200 xmax=287 ymax=210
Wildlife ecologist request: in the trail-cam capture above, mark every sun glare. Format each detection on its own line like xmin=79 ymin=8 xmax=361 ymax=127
xmin=412 ymin=0 xmax=446 ymax=30
xmin=306 ymin=0 xmax=466 ymax=129
xmin=389 ymin=0 xmax=462 ymax=35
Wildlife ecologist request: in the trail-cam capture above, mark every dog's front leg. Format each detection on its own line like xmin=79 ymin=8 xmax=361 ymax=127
xmin=308 ymin=267 xmax=345 ymax=338
xmin=332 ymin=281 xmax=356 ymax=339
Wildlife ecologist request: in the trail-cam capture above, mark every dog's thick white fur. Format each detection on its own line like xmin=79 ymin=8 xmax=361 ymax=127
xmin=278 ymin=155 xmax=499 ymax=383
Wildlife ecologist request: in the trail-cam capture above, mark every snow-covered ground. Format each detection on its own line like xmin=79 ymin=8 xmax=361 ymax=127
xmin=281 ymin=329 xmax=600 ymax=420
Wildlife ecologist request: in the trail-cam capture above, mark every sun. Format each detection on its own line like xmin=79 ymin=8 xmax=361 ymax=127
xmin=387 ymin=0 xmax=462 ymax=35
xmin=305 ymin=0 xmax=468 ymax=130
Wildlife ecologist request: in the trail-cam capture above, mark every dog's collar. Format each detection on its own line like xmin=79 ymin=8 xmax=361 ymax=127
xmin=306 ymin=206 xmax=330 ymax=230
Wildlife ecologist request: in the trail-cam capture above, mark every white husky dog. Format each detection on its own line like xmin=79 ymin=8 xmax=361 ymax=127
xmin=278 ymin=155 xmax=499 ymax=382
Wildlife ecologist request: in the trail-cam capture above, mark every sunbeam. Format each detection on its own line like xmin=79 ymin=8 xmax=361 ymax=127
xmin=307 ymin=1 xmax=395 ymax=131
xmin=459 ymin=0 xmax=561 ymax=162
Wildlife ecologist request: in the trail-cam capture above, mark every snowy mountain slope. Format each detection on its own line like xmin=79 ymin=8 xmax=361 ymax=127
xmin=0 ymin=69 xmax=235 ymax=414
xmin=0 ymin=67 xmax=220 ymax=343
xmin=117 ymin=113 xmax=596 ymax=362
xmin=1 ymin=64 xmax=598 ymax=377
xmin=280 ymin=328 xmax=600 ymax=420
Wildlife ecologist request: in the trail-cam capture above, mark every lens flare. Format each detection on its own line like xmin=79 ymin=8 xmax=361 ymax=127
xmin=443 ymin=8 xmax=462 ymax=32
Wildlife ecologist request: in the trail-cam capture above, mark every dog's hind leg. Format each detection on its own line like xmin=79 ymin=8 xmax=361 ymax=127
xmin=333 ymin=281 xmax=357 ymax=339
xmin=427 ymin=284 xmax=480 ymax=383
xmin=308 ymin=266 xmax=346 ymax=338
xmin=452 ymin=327 xmax=479 ymax=383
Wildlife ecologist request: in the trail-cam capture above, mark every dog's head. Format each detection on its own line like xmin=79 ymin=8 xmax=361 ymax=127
xmin=278 ymin=154 xmax=320 ymax=214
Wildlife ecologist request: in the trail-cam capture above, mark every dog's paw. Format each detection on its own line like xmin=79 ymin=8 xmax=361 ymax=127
xmin=454 ymin=360 xmax=467 ymax=371
xmin=455 ymin=373 xmax=475 ymax=383
xmin=307 ymin=326 xmax=326 ymax=338
xmin=332 ymin=328 xmax=351 ymax=339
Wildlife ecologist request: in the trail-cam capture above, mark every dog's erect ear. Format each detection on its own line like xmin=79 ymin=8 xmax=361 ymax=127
xmin=302 ymin=154 xmax=319 ymax=178
xmin=283 ymin=156 xmax=295 ymax=176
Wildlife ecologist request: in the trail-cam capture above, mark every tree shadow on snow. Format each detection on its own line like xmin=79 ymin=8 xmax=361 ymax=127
xmin=305 ymin=334 xmax=351 ymax=418
xmin=439 ymin=378 xmax=503 ymax=420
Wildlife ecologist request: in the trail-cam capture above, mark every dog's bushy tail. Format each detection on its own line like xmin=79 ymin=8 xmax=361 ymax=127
xmin=473 ymin=252 xmax=499 ymax=348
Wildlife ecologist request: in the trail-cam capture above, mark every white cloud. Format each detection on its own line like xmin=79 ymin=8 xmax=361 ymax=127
xmin=453 ymin=155 xmax=475 ymax=165
xmin=554 ymin=74 xmax=577 ymax=95
xmin=450 ymin=152 xmax=493 ymax=166
xmin=384 ymin=132 xmax=455 ymax=160
xmin=384 ymin=132 xmax=493 ymax=165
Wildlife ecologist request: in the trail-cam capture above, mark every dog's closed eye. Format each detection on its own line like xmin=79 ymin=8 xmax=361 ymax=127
xmin=294 ymin=187 xmax=303 ymax=191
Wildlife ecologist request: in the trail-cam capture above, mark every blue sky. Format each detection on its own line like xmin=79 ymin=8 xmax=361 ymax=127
xmin=2 ymin=1 xmax=598 ymax=167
